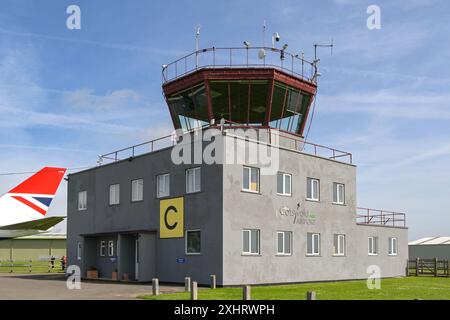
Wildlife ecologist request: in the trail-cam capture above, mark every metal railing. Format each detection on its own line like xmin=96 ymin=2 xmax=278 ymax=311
xmin=0 ymin=258 xmax=66 ymax=273
xmin=162 ymin=46 xmax=317 ymax=84
xmin=356 ymin=207 xmax=406 ymax=228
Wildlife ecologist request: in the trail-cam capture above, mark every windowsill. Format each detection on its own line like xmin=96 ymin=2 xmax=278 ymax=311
xmin=186 ymin=253 xmax=201 ymax=256
xmin=109 ymin=204 xmax=120 ymax=207
xmin=186 ymin=190 xmax=202 ymax=195
xmin=277 ymin=193 xmax=292 ymax=197
xmin=306 ymin=198 xmax=319 ymax=202
xmin=368 ymin=253 xmax=379 ymax=256
xmin=78 ymin=209 xmax=87 ymax=212
xmin=242 ymin=253 xmax=261 ymax=256
xmin=131 ymin=200 xmax=144 ymax=203
xmin=241 ymin=190 xmax=261 ymax=195
xmin=156 ymin=195 xmax=171 ymax=199
xmin=333 ymin=254 xmax=346 ymax=257
xmin=332 ymin=202 xmax=346 ymax=206
xmin=276 ymin=253 xmax=292 ymax=257
xmin=306 ymin=254 xmax=321 ymax=257
xmin=388 ymin=254 xmax=398 ymax=256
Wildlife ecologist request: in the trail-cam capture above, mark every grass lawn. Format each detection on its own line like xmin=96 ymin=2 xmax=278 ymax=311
xmin=139 ymin=277 xmax=450 ymax=300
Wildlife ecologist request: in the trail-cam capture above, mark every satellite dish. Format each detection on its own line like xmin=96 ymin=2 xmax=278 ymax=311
xmin=258 ymin=48 xmax=266 ymax=60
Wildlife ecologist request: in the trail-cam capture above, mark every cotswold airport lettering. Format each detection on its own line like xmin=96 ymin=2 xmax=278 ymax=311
xmin=277 ymin=204 xmax=316 ymax=225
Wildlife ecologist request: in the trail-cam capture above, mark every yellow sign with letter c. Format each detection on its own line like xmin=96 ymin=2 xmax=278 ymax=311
xmin=159 ymin=197 xmax=184 ymax=238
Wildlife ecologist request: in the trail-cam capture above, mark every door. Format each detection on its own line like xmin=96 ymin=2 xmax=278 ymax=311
xmin=135 ymin=238 xmax=139 ymax=281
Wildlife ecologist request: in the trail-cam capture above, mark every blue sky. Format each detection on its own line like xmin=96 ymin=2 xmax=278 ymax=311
xmin=0 ymin=0 xmax=449 ymax=239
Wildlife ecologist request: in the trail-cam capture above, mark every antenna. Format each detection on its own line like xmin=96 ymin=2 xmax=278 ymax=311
xmin=195 ymin=24 xmax=201 ymax=68
xmin=312 ymin=38 xmax=334 ymax=82
xmin=262 ymin=20 xmax=266 ymax=47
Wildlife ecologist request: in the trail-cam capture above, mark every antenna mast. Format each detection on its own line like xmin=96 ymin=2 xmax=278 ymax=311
xmin=312 ymin=38 xmax=334 ymax=82
xmin=195 ymin=24 xmax=201 ymax=68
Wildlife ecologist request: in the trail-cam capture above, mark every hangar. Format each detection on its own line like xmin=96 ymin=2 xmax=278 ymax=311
xmin=67 ymin=46 xmax=408 ymax=285
xmin=409 ymin=237 xmax=450 ymax=260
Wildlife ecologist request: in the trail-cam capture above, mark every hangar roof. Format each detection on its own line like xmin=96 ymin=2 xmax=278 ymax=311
xmin=409 ymin=237 xmax=450 ymax=245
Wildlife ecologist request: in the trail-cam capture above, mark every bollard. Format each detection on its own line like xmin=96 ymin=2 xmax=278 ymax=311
xmin=185 ymin=277 xmax=191 ymax=292
xmin=210 ymin=275 xmax=216 ymax=289
xmin=191 ymin=281 xmax=198 ymax=300
xmin=307 ymin=291 xmax=316 ymax=300
xmin=152 ymin=278 xmax=160 ymax=296
xmin=243 ymin=285 xmax=251 ymax=300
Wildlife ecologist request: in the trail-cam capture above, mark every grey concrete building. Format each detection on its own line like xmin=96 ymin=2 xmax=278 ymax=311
xmin=67 ymin=46 xmax=408 ymax=285
xmin=409 ymin=237 xmax=450 ymax=260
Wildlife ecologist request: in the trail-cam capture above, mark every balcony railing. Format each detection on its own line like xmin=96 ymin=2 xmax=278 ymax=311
xmin=162 ymin=46 xmax=317 ymax=84
xmin=356 ymin=207 xmax=406 ymax=228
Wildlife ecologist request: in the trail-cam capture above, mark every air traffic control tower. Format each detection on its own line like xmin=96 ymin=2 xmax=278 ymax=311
xmin=67 ymin=45 xmax=408 ymax=285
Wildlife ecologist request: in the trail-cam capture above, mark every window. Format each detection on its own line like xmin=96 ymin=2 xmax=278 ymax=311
xmin=107 ymin=240 xmax=114 ymax=257
xmin=368 ymin=237 xmax=379 ymax=255
xmin=131 ymin=179 xmax=143 ymax=202
xmin=109 ymin=184 xmax=120 ymax=205
xmin=389 ymin=237 xmax=398 ymax=255
xmin=333 ymin=183 xmax=345 ymax=204
xmin=186 ymin=230 xmax=201 ymax=254
xmin=277 ymin=173 xmax=292 ymax=196
xmin=307 ymin=233 xmax=320 ymax=256
xmin=100 ymin=241 xmax=106 ymax=257
xmin=157 ymin=174 xmax=170 ymax=198
xmin=243 ymin=229 xmax=260 ymax=254
xmin=243 ymin=167 xmax=260 ymax=193
xmin=186 ymin=167 xmax=201 ymax=193
xmin=333 ymin=234 xmax=346 ymax=256
xmin=306 ymin=178 xmax=320 ymax=201
xmin=77 ymin=242 xmax=82 ymax=260
xmin=78 ymin=191 xmax=87 ymax=211
xmin=277 ymin=231 xmax=292 ymax=255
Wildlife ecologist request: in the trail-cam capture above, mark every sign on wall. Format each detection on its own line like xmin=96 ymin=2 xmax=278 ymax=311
xmin=160 ymin=197 xmax=184 ymax=238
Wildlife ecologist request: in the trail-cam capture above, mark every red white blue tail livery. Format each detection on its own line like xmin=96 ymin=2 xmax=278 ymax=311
xmin=0 ymin=167 xmax=66 ymax=239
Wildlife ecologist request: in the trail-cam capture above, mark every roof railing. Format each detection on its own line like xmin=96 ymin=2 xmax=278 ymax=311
xmin=356 ymin=207 xmax=407 ymax=228
xmin=162 ymin=46 xmax=317 ymax=84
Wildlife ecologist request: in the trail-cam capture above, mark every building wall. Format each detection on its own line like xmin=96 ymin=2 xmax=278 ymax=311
xmin=67 ymin=146 xmax=223 ymax=283
xmin=0 ymin=238 xmax=66 ymax=261
xmin=222 ymin=139 xmax=408 ymax=285
xmin=409 ymin=245 xmax=450 ymax=260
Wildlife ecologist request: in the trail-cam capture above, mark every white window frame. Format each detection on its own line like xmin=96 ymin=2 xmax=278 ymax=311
xmin=131 ymin=179 xmax=144 ymax=202
xmin=108 ymin=240 xmax=114 ymax=257
xmin=307 ymin=233 xmax=321 ymax=256
xmin=242 ymin=229 xmax=260 ymax=255
xmin=277 ymin=173 xmax=292 ymax=196
xmin=109 ymin=184 xmax=120 ymax=205
xmin=157 ymin=173 xmax=170 ymax=198
xmin=185 ymin=230 xmax=201 ymax=255
xmin=306 ymin=178 xmax=320 ymax=201
xmin=77 ymin=242 xmax=82 ymax=260
xmin=333 ymin=183 xmax=345 ymax=205
xmin=186 ymin=167 xmax=201 ymax=194
xmin=276 ymin=231 xmax=293 ymax=255
xmin=389 ymin=237 xmax=398 ymax=256
xmin=333 ymin=234 xmax=346 ymax=256
xmin=78 ymin=190 xmax=87 ymax=211
xmin=242 ymin=166 xmax=260 ymax=193
xmin=368 ymin=236 xmax=379 ymax=256
xmin=100 ymin=241 xmax=106 ymax=257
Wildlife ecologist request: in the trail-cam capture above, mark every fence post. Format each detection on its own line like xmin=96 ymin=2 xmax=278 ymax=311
xmin=406 ymin=259 xmax=409 ymax=276
xmin=9 ymin=259 xmax=13 ymax=273
xmin=434 ymin=258 xmax=438 ymax=277
xmin=29 ymin=259 xmax=32 ymax=273
xmin=191 ymin=281 xmax=198 ymax=300
xmin=307 ymin=291 xmax=316 ymax=300
xmin=243 ymin=285 xmax=251 ymax=300
xmin=152 ymin=278 xmax=159 ymax=296
xmin=185 ymin=277 xmax=191 ymax=292
xmin=415 ymin=258 xmax=419 ymax=277
xmin=210 ymin=275 xmax=216 ymax=289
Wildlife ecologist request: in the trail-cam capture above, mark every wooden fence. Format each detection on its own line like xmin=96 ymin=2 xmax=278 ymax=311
xmin=0 ymin=259 xmax=65 ymax=274
xmin=407 ymin=258 xmax=450 ymax=277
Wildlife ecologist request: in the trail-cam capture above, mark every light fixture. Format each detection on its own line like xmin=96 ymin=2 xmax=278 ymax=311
xmin=243 ymin=41 xmax=251 ymax=48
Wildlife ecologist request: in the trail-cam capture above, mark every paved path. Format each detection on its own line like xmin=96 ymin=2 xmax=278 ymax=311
xmin=0 ymin=273 xmax=183 ymax=300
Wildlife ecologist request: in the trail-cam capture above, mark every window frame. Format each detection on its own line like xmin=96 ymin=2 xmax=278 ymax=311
xmin=108 ymin=240 xmax=114 ymax=257
xmin=185 ymin=230 xmax=202 ymax=255
xmin=131 ymin=178 xmax=144 ymax=202
xmin=156 ymin=173 xmax=171 ymax=198
xmin=100 ymin=240 xmax=106 ymax=257
xmin=276 ymin=231 xmax=293 ymax=256
xmin=109 ymin=184 xmax=120 ymax=206
xmin=307 ymin=233 xmax=321 ymax=256
xmin=242 ymin=229 xmax=260 ymax=255
xmin=306 ymin=178 xmax=320 ymax=201
xmin=186 ymin=167 xmax=201 ymax=194
xmin=78 ymin=190 xmax=87 ymax=211
xmin=333 ymin=234 xmax=346 ymax=256
xmin=277 ymin=172 xmax=292 ymax=197
xmin=368 ymin=236 xmax=379 ymax=256
xmin=333 ymin=182 xmax=345 ymax=205
xmin=242 ymin=166 xmax=260 ymax=193
xmin=388 ymin=237 xmax=398 ymax=256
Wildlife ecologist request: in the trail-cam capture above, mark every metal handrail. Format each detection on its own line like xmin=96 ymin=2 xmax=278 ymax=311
xmin=356 ymin=207 xmax=406 ymax=227
xmin=162 ymin=46 xmax=317 ymax=84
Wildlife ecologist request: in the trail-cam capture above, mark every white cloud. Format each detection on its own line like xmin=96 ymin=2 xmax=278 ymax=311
xmin=64 ymin=88 xmax=140 ymax=110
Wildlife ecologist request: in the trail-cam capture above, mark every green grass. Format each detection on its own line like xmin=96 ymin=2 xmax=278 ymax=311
xmin=0 ymin=261 xmax=64 ymax=274
xmin=139 ymin=277 xmax=450 ymax=300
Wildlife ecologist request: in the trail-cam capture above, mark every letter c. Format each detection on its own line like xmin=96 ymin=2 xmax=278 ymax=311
xmin=164 ymin=205 xmax=178 ymax=230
